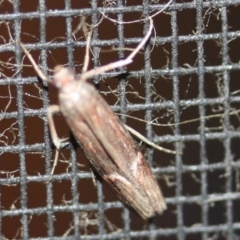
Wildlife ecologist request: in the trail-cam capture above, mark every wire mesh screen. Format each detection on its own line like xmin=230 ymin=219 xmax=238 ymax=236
xmin=0 ymin=0 xmax=240 ymax=239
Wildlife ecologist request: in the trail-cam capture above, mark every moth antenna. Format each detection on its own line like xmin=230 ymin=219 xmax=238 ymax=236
xmin=19 ymin=42 xmax=51 ymax=84
xmin=80 ymin=18 xmax=153 ymax=81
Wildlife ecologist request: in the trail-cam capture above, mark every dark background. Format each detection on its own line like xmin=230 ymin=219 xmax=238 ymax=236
xmin=0 ymin=0 xmax=240 ymax=239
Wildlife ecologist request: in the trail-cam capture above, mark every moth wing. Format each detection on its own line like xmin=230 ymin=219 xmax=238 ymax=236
xmin=132 ymin=152 xmax=166 ymax=213
xmin=104 ymin=172 xmax=155 ymax=219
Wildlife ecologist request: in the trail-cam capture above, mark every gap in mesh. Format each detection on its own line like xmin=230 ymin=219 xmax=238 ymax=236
xmin=0 ymin=21 xmax=14 ymax=45
xmin=233 ymin=200 xmax=240 ymax=222
xmin=53 ymin=179 xmax=73 ymax=205
xmin=71 ymin=0 xmax=91 ymax=9
xmin=0 ymin=0 xmax=13 ymax=13
xmin=98 ymin=18 xmax=118 ymax=40
xmin=152 ymin=142 xmax=175 ymax=166
xmin=72 ymin=45 xmax=87 ymax=73
xmin=25 ymin=116 xmax=44 ymax=144
xmin=227 ymin=5 xmax=240 ymax=32
xmin=100 ymin=76 xmax=121 ymax=106
xmin=22 ymin=83 xmax=44 ymax=109
xmin=125 ymin=77 xmax=147 ymax=104
xmin=230 ymin=70 xmax=240 ymax=95
xmin=130 ymin=234 xmax=149 ymax=240
xmin=179 ymin=105 xmax=200 ymax=135
xmin=129 ymin=214 xmax=150 ymax=231
xmin=151 ymin=42 xmax=172 ymax=69
xmin=179 ymin=74 xmax=199 ymax=100
xmin=202 ymin=6 xmax=222 ymax=34
xmin=235 ymin=232 xmax=240 ymax=240
xmin=203 ymin=39 xmax=222 ymax=67
xmin=156 ymin=202 xmax=177 ymax=228
xmin=152 ymin=6 xmax=171 ymax=37
xmin=25 ymin=151 xmax=45 ymax=176
xmin=19 ymin=0 xmax=39 ymax=12
xmin=152 ymin=75 xmax=173 ymax=102
xmin=186 ymin=234 xmax=201 ymax=240
xmin=208 ymin=169 xmax=226 ymax=194
xmin=104 ymin=208 xmax=125 ymax=232
xmin=27 ymin=181 xmax=46 ymax=208
xmin=231 ymin=138 xmax=240 ymax=161
xmin=71 ymin=29 xmax=89 ymax=73
xmin=45 ymin=0 xmax=65 ymax=11
xmin=78 ymin=178 xmax=98 ymax=204
xmin=54 ymin=211 xmax=75 ymax=237
xmin=47 ymin=47 xmax=69 ymax=69
xmin=158 ymin=237 xmax=177 ymax=240
xmin=206 ymin=139 xmax=224 ymax=164
xmin=117 ymin=0 xmax=141 ymax=7
xmin=183 ymin=203 xmax=201 ymax=227
xmin=119 ymin=103 xmax=141 ymax=124
xmin=204 ymin=73 xmax=223 ymax=99
xmin=115 ymin=12 xmax=145 ymax=38
xmin=208 ymin=233 xmax=229 ymax=240
xmin=0 ymin=152 xmax=19 ymax=178
xmin=182 ymin=172 xmax=201 ymax=197
xmin=2 ymin=216 xmax=21 ymax=240
xmin=178 ymin=42 xmax=197 ymax=69
xmin=46 ymin=17 xmax=67 ymax=43
xmin=208 ymin=201 xmax=225 ymax=225
xmin=182 ymin=141 xmax=201 ymax=165
xmin=21 ymin=18 xmax=40 ymax=43
xmin=0 ymin=118 xmax=18 ymax=146
xmin=29 ymin=214 xmax=48 ymax=238
xmin=177 ymin=8 xmax=196 ymax=36
xmin=1 ymin=183 xmax=20 ymax=210
xmin=0 ymin=50 xmax=17 ymax=80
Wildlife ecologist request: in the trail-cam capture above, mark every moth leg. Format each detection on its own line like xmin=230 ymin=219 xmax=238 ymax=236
xmin=19 ymin=42 xmax=51 ymax=84
xmin=80 ymin=18 xmax=153 ymax=81
xmin=46 ymin=104 xmax=61 ymax=183
xmin=81 ymin=20 xmax=92 ymax=74
xmin=124 ymin=124 xmax=179 ymax=155
xmin=19 ymin=43 xmax=63 ymax=181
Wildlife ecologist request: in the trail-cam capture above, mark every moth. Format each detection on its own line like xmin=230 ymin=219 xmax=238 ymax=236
xmin=20 ymin=18 xmax=167 ymax=219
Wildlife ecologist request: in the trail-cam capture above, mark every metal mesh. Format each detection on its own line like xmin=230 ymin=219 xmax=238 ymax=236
xmin=0 ymin=0 xmax=240 ymax=239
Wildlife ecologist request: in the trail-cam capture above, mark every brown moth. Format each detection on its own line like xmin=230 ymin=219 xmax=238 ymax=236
xmin=20 ymin=18 xmax=167 ymax=219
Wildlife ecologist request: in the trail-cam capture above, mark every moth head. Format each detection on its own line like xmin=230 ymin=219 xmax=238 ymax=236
xmin=52 ymin=66 xmax=76 ymax=88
